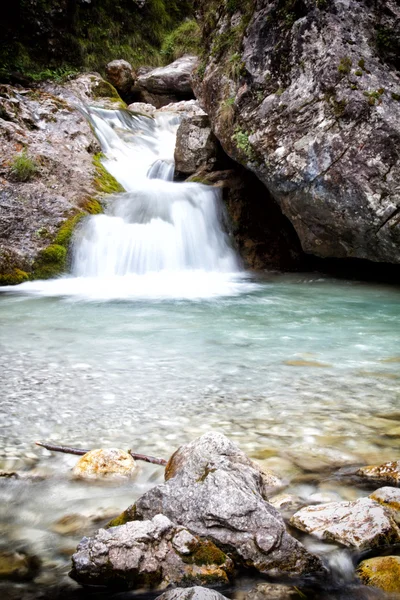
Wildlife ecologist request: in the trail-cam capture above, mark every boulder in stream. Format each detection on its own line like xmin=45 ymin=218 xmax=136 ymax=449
xmin=105 ymin=60 xmax=135 ymax=95
xmin=358 ymin=460 xmax=400 ymax=485
xmin=290 ymin=497 xmax=400 ymax=549
xmin=70 ymin=514 xmax=233 ymax=589
xmin=174 ymin=115 xmax=219 ymax=175
xmin=133 ymin=433 xmax=322 ymax=576
xmin=0 ymin=550 xmax=41 ymax=582
xmin=357 ymin=556 xmax=400 ymax=594
xmin=369 ymin=486 xmax=400 ymax=523
xmin=72 ymin=448 xmax=138 ymax=480
xmin=136 ymin=56 xmax=198 ymax=107
xmin=156 ymin=587 xmax=230 ymax=600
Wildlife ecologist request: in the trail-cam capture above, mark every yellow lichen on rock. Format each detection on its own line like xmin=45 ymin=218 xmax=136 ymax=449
xmin=357 ymin=556 xmax=400 ymax=593
xmin=72 ymin=448 xmax=138 ymax=480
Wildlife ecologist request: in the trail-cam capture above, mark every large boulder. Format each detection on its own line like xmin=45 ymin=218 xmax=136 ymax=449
xmin=136 ymin=56 xmax=198 ymax=108
xmin=105 ymin=60 xmax=135 ymax=95
xmin=156 ymin=588 xmax=230 ymax=600
xmin=70 ymin=514 xmax=233 ymax=589
xmin=133 ymin=433 xmax=322 ymax=576
xmin=290 ymin=497 xmax=400 ymax=549
xmin=174 ymin=115 xmax=219 ymax=175
xmin=194 ymin=0 xmax=400 ymax=264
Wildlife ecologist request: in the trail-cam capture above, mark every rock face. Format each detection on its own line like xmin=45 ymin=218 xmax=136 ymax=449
xmin=194 ymin=0 xmax=400 ymax=264
xmin=156 ymin=587 xmax=230 ymax=600
xmin=136 ymin=56 xmax=198 ymax=107
xmin=70 ymin=514 xmax=233 ymax=589
xmin=290 ymin=497 xmax=400 ymax=549
xmin=134 ymin=433 xmax=322 ymax=576
xmin=357 ymin=556 xmax=400 ymax=593
xmin=0 ymin=81 xmax=101 ymax=285
xmin=358 ymin=460 xmax=400 ymax=484
xmin=72 ymin=449 xmax=138 ymax=480
xmin=174 ymin=115 xmax=219 ymax=175
xmin=106 ymin=60 xmax=135 ymax=96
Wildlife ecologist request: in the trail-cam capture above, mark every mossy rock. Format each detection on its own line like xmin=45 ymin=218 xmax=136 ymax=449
xmin=32 ymin=244 xmax=67 ymax=280
xmin=357 ymin=556 xmax=400 ymax=593
xmin=106 ymin=504 xmax=138 ymax=528
xmin=93 ymin=153 xmax=125 ymax=195
xmin=0 ymin=269 xmax=29 ymax=286
xmin=186 ymin=540 xmax=228 ymax=567
xmin=0 ymin=550 xmax=41 ymax=582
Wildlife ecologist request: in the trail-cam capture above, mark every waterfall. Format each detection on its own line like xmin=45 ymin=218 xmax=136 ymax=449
xmin=6 ymin=107 xmax=255 ymax=300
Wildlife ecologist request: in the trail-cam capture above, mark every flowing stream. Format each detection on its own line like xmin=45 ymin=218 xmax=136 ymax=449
xmin=0 ymin=107 xmax=400 ymax=599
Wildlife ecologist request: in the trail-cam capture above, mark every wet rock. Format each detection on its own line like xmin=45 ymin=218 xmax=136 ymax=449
xmin=174 ymin=115 xmax=219 ymax=175
xmin=128 ymin=102 xmax=156 ymax=117
xmin=370 ymin=487 xmax=400 ymax=523
xmin=105 ymin=60 xmax=135 ymax=95
xmin=0 ymin=550 xmax=41 ymax=582
xmin=70 ymin=514 xmax=233 ymax=589
xmin=158 ymin=100 xmax=207 ymax=117
xmin=290 ymin=497 xmax=400 ymax=549
xmin=357 ymin=556 xmax=400 ymax=593
xmin=136 ymin=56 xmax=199 ymax=108
xmin=134 ymin=433 xmax=323 ymax=576
xmin=286 ymin=445 xmax=360 ymax=473
xmin=268 ymin=493 xmax=304 ymax=513
xmin=244 ymin=582 xmax=301 ymax=600
xmin=72 ymin=448 xmax=138 ymax=479
xmin=194 ymin=0 xmax=400 ymax=265
xmin=156 ymin=587 xmax=230 ymax=600
xmin=61 ymin=73 xmax=125 ymax=110
xmin=358 ymin=460 xmax=400 ymax=485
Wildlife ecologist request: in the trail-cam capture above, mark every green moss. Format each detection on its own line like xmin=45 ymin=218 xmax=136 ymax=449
xmin=355 ymin=69 xmax=363 ymax=76
xmin=32 ymin=244 xmax=67 ymax=280
xmin=0 ymin=269 xmax=29 ymax=286
xmin=93 ymin=154 xmax=124 ymax=195
xmin=10 ymin=151 xmax=38 ymax=182
xmin=92 ymin=80 xmax=120 ymax=100
xmin=160 ymin=19 xmax=201 ymax=62
xmin=332 ymin=98 xmax=347 ymax=117
xmin=392 ymin=92 xmax=400 ymax=101
xmin=189 ymin=541 xmax=227 ymax=566
xmin=338 ymin=56 xmax=352 ymax=75
xmin=106 ymin=505 xmax=138 ymax=528
xmin=232 ymin=128 xmax=255 ymax=160
xmin=358 ymin=58 xmax=366 ymax=69
xmin=54 ymin=214 xmax=84 ymax=247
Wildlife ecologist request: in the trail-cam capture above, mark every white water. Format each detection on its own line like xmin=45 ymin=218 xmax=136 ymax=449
xmin=11 ymin=107 xmax=250 ymax=300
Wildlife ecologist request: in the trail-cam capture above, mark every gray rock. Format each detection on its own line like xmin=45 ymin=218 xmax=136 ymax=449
xmin=157 ymin=100 xmax=207 ymax=117
xmin=156 ymin=587 xmax=230 ymax=600
xmin=174 ymin=115 xmax=219 ymax=174
xmin=70 ymin=514 xmax=233 ymax=589
xmin=128 ymin=102 xmax=156 ymax=117
xmin=290 ymin=497 xmax=400 ymax=549
xmin=136 ymin=56 xmax=198 ymax=107
xmin=370 ymin=486 xmax=400 ymax=523
xmin=194 ymin=0 xmax=400 ymax=264
xmin=105 ymin=60 xmax=135 ymax=95
xmin=134 ymin=433 xmax=322 ymax=576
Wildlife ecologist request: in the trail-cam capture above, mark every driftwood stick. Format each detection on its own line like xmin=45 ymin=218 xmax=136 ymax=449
xmin=35 ymin=441 xmax=167 ymax=466
xmin=128 ymin=450 xmax=167 ymax=466
xmin=36 ymin=441 xmax=88 ymax=455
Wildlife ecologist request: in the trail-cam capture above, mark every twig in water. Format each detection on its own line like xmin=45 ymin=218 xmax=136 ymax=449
xmin=35 ymin=441 xmax=167 ymax=466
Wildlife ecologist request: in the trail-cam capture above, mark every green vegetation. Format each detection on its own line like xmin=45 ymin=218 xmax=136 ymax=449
xmin=392 ymin=92 xmax=400 ymax=101
xmin=10 ymin=151 xmax=38 ymax=182
xmin=220 ymin=97 xmax=235 ymax=126
xmin=229 ymin=52 xmax=246 ymax=80
xmin=355 ymin=69 xmax=363 ymax=76
xmin=160 ymin=20 xmax=201 ymax=62
xmin=106 ymin=505 xmax=138 ymax=528
xmin=0 ymin=0 xmax=195 ymax=81
xmin=32 ymin=244 xmax=68 ymax=280
xmin=232 ymin=129 xmax=254 ymax=160
xmin=363 ymin=89 xmax=385 ymax=105
xmin=187 ymin=540 xmax=227 ymax=566
xmin=93 ymin=153 xmax=125 ymax=195
xmin=337 ymin=56 xmax=352 ymax=75
xmin=358 ymin=58 xmax=366 ymax=70
xmin=0 ymin=269 xmax=29 ymax=286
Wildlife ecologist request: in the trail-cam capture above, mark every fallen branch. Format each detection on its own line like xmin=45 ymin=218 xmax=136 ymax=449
xmin=35 ymin=441 xmax=167 ymax=466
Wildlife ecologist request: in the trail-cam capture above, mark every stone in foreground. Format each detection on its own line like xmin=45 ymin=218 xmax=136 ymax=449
xmin=290 ymin=497 xmax=400 ymax=549
xmin=134 ymin=433 xmax=322 ymax=576
xmin=370 ymin=487 xmax=400 ymax=523
xmin=357 ymin=556 xmax=400 ymax=593
xmin=105 ymin=60 xmax=135 ymax=95
xmin=72 ymin=448 xmax=138 ymax=479
xmin=70 ymin=514 xmax=233 ymax=589
xmin=245 ymin=583 xmax=301 ymax=599
xmin=358 ymin=460 xmax=400 ymax=485
xmin=156 ymin=587 xmax=230 ymax=600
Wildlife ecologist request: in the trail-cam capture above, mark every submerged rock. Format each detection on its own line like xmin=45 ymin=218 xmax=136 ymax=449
xmin=136 ymin=56 xmax=198 ymax=107
xmin=358 ymin=460 xmax=400 ymax=485
xmin=72 ymin=448 xmax=138 ymax=479
xmin=369 ymin=487 xmax=400 ymax=523
xmin=156 ymin=587 xmax=230 ymax=600
xmin=105 ymin=60 xmax=135 ymax=95
xmin=357 ymin=556 xmax=400 ymax=593
xmin=174 ymin=115 xmax=219 ymax=175
xmin=290 ymin=497 xmax=400 ymax=549
xmin=70 ymin=514 xmax=233 ymax=589
xmin=0 ymin=550 xmax=41 ymax=582
xmin=134 ymin=433 xmax=322 ymax=576
xmin=245 ymin=582 xmax=301 ymax=600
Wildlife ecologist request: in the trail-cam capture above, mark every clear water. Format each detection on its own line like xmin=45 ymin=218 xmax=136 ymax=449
xmin=1 ymin=108 xmax=399 ymax=599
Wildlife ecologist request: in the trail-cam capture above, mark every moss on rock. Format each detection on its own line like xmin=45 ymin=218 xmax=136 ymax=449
xmin=106 ymin=504 xmax=138 ymax=528
xmin=357 ymin=556 xmax=400 ymax=593
xmin=0 ymin=269 xmax=29 ymax=286
xmin=93 ymin=153 xmax=125 ymax=195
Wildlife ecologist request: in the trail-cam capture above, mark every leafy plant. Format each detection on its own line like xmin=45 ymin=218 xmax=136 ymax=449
xmin=160 ymin=20 xmax=201 ymax=62
xmin=10 ymin=151 xmax=38 ymax=182
xmin=337 ymin=56 xmax=352 ymax=75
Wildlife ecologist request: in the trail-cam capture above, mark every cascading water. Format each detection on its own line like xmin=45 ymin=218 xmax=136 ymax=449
xmin=11 ymin=107 xmax=253 ymax=300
